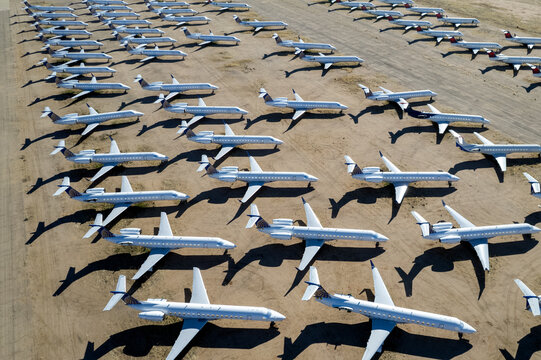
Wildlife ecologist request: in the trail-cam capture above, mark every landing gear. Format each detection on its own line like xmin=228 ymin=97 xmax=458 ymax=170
xmin=307 ymin=182 xmax=312 ymax=188
xmin=270 ymin=321 xmax=277 ymax=329
xmin=448 ymin=181 xmax=452 ymax=187
xmin=375 ymin=242 xmax=380 ymax=248
xmin=458 ymin=332 xmax=463 ymax=340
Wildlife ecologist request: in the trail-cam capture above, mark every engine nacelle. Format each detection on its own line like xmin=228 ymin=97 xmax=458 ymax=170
xmin=364 ymin=175 xmax=384 ymax=183
xmin=272 ymin=218 xmax=294 ymax=226
xmin=220 ymin=166 xmax=239 ymax=173
xmin=269 ymin=231 xmax=292 ymax=240
xmin=361 ymin=167 xmax=381 ymax=174
xmin=337 ymin=306 xmax=353 ymax=312
xmin=138 ymin=311 xmax=165 ymax=322
xmin=217 ymin=174 xmax=237 ymax=182
xmin=73 ymin=157 xmax=92 ymax=164
xmin=439 ymin=235 xmax=461 ymax=243
xmin=432 ymin=222 xmax=453 ymax=232
xmin=119 ymin=228 xmax=141 ymax=236
xmin=85 ymin=188 xmax=105 ymax=194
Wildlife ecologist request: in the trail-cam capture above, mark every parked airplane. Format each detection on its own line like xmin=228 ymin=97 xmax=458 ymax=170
xmin=400 ymin=100 xmax=490 ymax=134
xmin=93 ymin=11 xmax=141 ymax=18
xmin=361 ymin=7 xmax=404 ymax=20
xmin=114 ymin=31 xmax=177 ymax=45
xmin=272 ymin=33 xmax=336 ymax=53
xmin=98 ymin=16 xmax=152 ymax=26
xmin=414 ymin=26 xmax=463 ymax=44
xmin=515 ymin=279 xmax=541 ymax=316
xmin=259 ymin=88 xmax=347 ymax=120
xmin=447 ymin=36 xmax=502 ymax=55
xmin=344 ymin=152 xmax=459 ymax=204
xmin=484 ymin=49 xmax=541 ymax=71
xmin=412 ymin=201 xmax=540 ymax=271
xmin=26 ymin=9 xmax=78 ymax=18
xmin=404 ymin=5 xmax=444 ymax=18
xmin=180 ymin=27 xmax=240 ymax=45
xmin=90 ymin=4 xmax=132 ymax=11
xmin=526 ymin=63 xmax=541 ymax=77
xmin=179 ymin=121 xmax=283 ymax=159
xmin=157 ymin=95 xmax=248 ymax=127
xmin=233 ymin=15 xmax=287 ymax=33
xmin=51 ymin=137 xmax=168 ymax=182
xmin=54 ymin=176 xmax=189 ymax=238
xmin=449 ymin=130 xmax=541 ymax=172
xmin=158 ymin=13 xmax=211 ymax=26
xmin=204 ymin=0 xmax=251 ymax=10
xmin=22 ymin=0 xmax=74 ymax=12
xmin=34 ymin=19 xmax=89 ymax=27
xmin=46 ymin=47 xmax=112 ymax=61
xmin=146 ymin=0 xmax=190 ymax=7
xmin=39 ymin=58 xmax=115 ymax=79
xmin=523 ymin=173 xmax=541 ymax=199
xmin=104 ymin=268 xmax=284 ymax=359
xmin=436 ymin=14 xmax=479 ymax=29
xmin=146 ymin=3 xmax=197 ymax=14
xmin=41 ymin=104 xmax=143 ymax=136
xmin=197 ymin=154 xmax=318 ymax=203
xmin=93 ymin=212 xmax=235 ymax=279
xmin=358 ymin=83 xmax=437 ymax=110
xmin=502 ymin=30 xmax=541 ymax=51
xmin=302 ymin=264 xmax=476 ymax=360
xmin=55 ymin=75 xmax=130 ymax=99
xmin=376 ymin=0 xmax=414 ymax=9
xmin=84 ymin=0 xmax=127 ymax=4
xmin=296 ymin=50 xmax=364 ymax=70
xmin=330 ymin=1 xmax=376 ymax=11
xmin=247 ymin=200 xmax=387 ymax=270
xmin=384 ymin=16 xmax=432 ymax=31
xmin=39 ymin=35 xmax=103 ymax=49
xmin=107 ymin=23 xmax=164 ymax=36
xmin=123 ymin=43 xmax=187 ymax=62
xmin=34 ymin=24 xmax=92 ymax=37
xmin=134 ymin=74 xmax=217 ymax=101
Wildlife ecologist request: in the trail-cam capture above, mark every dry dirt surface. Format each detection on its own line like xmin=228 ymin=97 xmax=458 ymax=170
xmin=3 ymin=0 xmax=541 ymax=359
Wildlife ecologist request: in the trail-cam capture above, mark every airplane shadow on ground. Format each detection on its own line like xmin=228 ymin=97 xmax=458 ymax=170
xmin=448 ymin=156 xmax=540 ymax=183
xmin=329 ymin=185 xmax=457 ymax=220
xmin=307 ymin=0 xmax=329 ymax=6
xmin=523 ymin=81 xmax=541 ymax=93
xmin=500 ymin=324 xmax=541 ymax=360
xmin=350 ymin=99 xmax=435 ymax=122
xmin=441 ymin=49 xmax=477 ymax=60
xmin=26 ymin=168 xmax=91 ymax=195
xmin=222 ymin=241 xmax=384 ymax=296
xmin=246 ymin=112 xmax=345 ymax=131
xmin=82 ymin=321 xmax=280 ymax=359
xmin=388 ymin=124 xmax=488 ymax=144
xmin=284 ymin=63 xmax=361 ymax=78
xmin=280 ymin=321 xmax=473 ymax=360
xmin=395 ymin=238 xmax=538 ymax=299
xmin=407 ymin=38 xmax=441 ymax=46
xmin=525 ymin=211 xmax=541 ymax=226
xmin=262 ymin=50 xmax=292 ymax=60
xmin=500 ymin=44 xmax=535 ymax=53
xmin=479 ymin=64 xmax=516 ymax=76
xmin=54 ymin=251 xmax=232 ymax=297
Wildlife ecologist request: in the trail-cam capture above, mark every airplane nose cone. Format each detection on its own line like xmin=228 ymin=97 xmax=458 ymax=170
xmin=159 ymin=155 xmax=169 ymax=161
xmin=223 ymin=240 xmax=236 ymax=249
xmin=273 ymin=138 xmax=283 ymax=145
xmin=134 ymin=111 xmax=144 ymax=116
xmin=450 ymin=175 xmax=460 ymax=181
xmin=462 ymin=322 xmax=476 ymax=333
xmin=269 ymin=310 xmax=286 ymax=321
xmin=239 ymin=108 xmax=248 ymax=114
xmin=210 ymin=85 xmax=219 ymax=90
xmin=175 ymin=192 xmax=189 ymax=200
xmin=531 ymin=226 xmax=541 ymax=233
xmin=377 ymin=233 xmax=389 ymax=242
xmin=307 ymin=175 xmax=318 ymax=182
xmin=340 ymin=104 xmax=348 ymax=110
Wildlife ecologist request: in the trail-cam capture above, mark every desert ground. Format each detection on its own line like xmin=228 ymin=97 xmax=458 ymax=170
xmin=2 ymin=0 xmax=541 ymax=359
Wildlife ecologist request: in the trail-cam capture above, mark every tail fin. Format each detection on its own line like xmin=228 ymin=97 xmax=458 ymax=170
xmin=502 ymin=30 xmax=513 ymax=39
xmin=133 ymin=74 xmax=149 ymax=87
xmin=53 ymin=176 xmax=81 ymax=197
xmin=302 ymin=266 xmax=329 ymax=301
xmin=103 ymin=275 xmax=140 ymax=311
xmin=181 ymin=27 xmax=191 ymax=36
xmin=448 ymin=129 xmax=467 ymax=147
xmin=178 ymin=120 xmax=195 ymax=136
xmin=411 ymin=211 xmax=431 ymax=237
xmin=258 ymin=88 xmax=273 ymax=102
xmin=197 ymin=154 xmax=218 ymax=175
xmin=41 ymin=106 xmax=61 ymax=122
xmin=527 ymin=63 xmax=540 ymax=74
xmin=50 ymin=140 xmax=74 ymax=157
xmin=39 ymin=57 xmax=52 ymax=69
xmin=89 ymin=214 xmax=116 ymax=239
xmin=246 ymin=204 xmax=267 ymax=228
xmin=272 ymin=33 xmax=282 ymax=44
xmin=484 ymin=48 xmax=496 ymax=57
xmin=357 ymin=83 xmax=373 ymax=98
xmin=523 ymin=172 xmax=540 ymax=195
xmin=344 ymin=155 xmax=362 ymax=175
xmin=233 ymin=15 xmax=241 ymax=23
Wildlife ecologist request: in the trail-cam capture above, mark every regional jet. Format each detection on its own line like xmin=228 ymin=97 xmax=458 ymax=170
xmin=449 ymin=130 xmax=541 ymax=172
xmin=93 ymin=11 xmax=141 ymax=18
xmin=515 ymin=279 xmax=541 ymax=316
xmin=523 ymin=173 xmax=541 ymax=199
xmin=34 ymin=24 xmax=92 ymax=37
xmin=46 ymin=47 xmax=112 ymax=61
xmin=51 ymin=137 xmax=167 ymax=182
xmin=344 ymin=153 xmax=459 ymax=204
xmin=89 ymin=4 xmax=132 ymax=11
xmin=146 ymin=4 xmax=197 ymax=15
xmin=361 ymin=7 xmax=404 ymax=20
xmin=447 ymin=36 xmax=502 ymax=55
xmin=26 ymin=9 xmax=78 ymax=18
xmin=114 ymin=31 xmax=177 ymax=45
xmin=384 ymin=16 xmax=432 ymax=31
xmin=246 ymin=199 xmax=387 ymax=271
xmin=158 ymin=13 xmax=211 ymax=26
xmin=414 ymin=26 xmax=463 ymax=44
xmin=55 ymin=75 xmax=130 ymax=99
xmin=272 ymin=33 xmax=336 ymax=53
xmin=179 ymin=121 xmax=283 ymax=159
xmin=233 ymin=15 xmax=287 ymax=33
xmin=39 ymin=35 xmax=103 ymax=49
xmin=302 ymin=264 xmax=476 ymax=360
xmin=484 ymin=49 xmax=541 ymax=71
xmin=146 ymin=0 xmax=190 ymax=7
xmin=259 ymin=88 xmax=347 ymax=120
xmin=84 ymin=0 xmax=127 ymax=4
xmin=376 ymin=0 xmax=414 ymax=9
xmin=41 ymin=103 xmax=143 ymax=136
xmin=400 ymin=100 xmax=490 ymax=134
xmin=358 ymin=83 xmax=437 ymax=110
xmin=98 ymin=16 xmax=152 ymax=26
xmin=436 ymin=14 xmax=479 ymax=29
xmin=107 ymin=23 xmax=164 ymax=36
xmin=411 ymin=201 xmax=540 ymax=271
xmin=34 ymin=19 xmax=89 ymax=27
xmin=93 ymin=212 xmax=235 ymax=279
xmin=54 ymin=176 xmax=189 ymax=238
xmin=22 ymin=0 xmax=73 ymax=12
xmin=502 ymin=30 xmax=541 ymax=52
xmin=204 ymin=0 xmax=251 ymax=11
xmin=157 ymin=95 xmax=248 ymax=127
xmin=296 ymin=50 xmax=364 ymax=70
xmin=39 ymin=58 xmax=116 ymax=79
xmin=330 ymin=1 xmax=376 ymax=11
xmin=526 ymin=63 xmax=541 ymax=77
xmin=104 ymin=268 xmax=284 ymax=359
xmin=197 ymin=154 xmax=318 ymax=203
xmin=180 ymin=27 xmax=240 ymax=45
xmin=123 ymin=43 xmax=187 ymax=62
xmin=134 ymin=74 xmax=217 ymax=101
xmin=404 ymin=5 xmax=444 ymax=18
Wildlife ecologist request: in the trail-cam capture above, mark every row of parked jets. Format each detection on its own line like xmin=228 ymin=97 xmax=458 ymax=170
xmin=23 ymin=0 xmax=541 ymax=359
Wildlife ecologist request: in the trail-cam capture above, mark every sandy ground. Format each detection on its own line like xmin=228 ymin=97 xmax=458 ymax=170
xmin=3 ymin=0 xmax=541 ymax=359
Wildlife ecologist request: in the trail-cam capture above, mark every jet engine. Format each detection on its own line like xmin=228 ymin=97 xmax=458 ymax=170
xmin=138 ymin=311 xmax=165 ymax=322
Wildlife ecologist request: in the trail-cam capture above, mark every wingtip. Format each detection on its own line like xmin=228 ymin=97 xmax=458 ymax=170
xmin=378 ymin=150 xmax=383 ymax=157
xmin=370 ymin=260 xmax=375 ymax=269
xmin=441 ymin=200 xmax=446 ymax=207
xmin=301 ymin=197 xmax=306 ymax=204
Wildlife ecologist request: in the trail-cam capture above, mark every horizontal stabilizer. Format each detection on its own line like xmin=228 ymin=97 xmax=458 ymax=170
xmin=50 ymin=140 xmax=66 ymax=155
xmin=53 ymin=176 xmax=70 ymax=196
xmin=302 ymin=266 xmax=321 ymax=301
xmin=103 ymin=275 xmax=126 ymax=311
xmin=246 ymin=204 xmax=260 ymax=228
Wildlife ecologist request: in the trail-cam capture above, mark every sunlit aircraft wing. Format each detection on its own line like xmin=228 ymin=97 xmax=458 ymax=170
xmin=493 ymin=154 xmax=507 ymax=172
xmin=224 ymin=122 xmax=234 ymax=136
xmin=81 ymin=122 xmax=100 ymax=136
xmin=362 ymin=318 xmax=396 ymax=360
xmin=292 ymin=110 xmax=306 ymax=120
xmin=442 ymin=201 xmax=475 ymax=227
xmin=378 ymin=86 xmax=393 ymax=94
xmin=302 ymin=199 xmax=322 ymax=228
xmin=71 ymin=90 xmax=91 ymax=99
xmin=165 ymin=318 xmax=207 ymax=360
xmin=254 ymin=26 xmax=262 ymax=32
xmin=393 ymin=182 xmax=409 ymax=204
xmin=109 ymin=138 xmax=120 ymax=153
xmin=83 ymin=203 xmax=131 ymax=238
xmin=371 ymin=261 xmax=394 ymax=306
xmin=199 ymin=40 xmax=211 ymax=45
xmin=165 ymin=91 xmax=179 ymax=101
xmin=187 ymin=115 xmax=204 ymax=127
xmin=132 ymin=247 xmax=170 ymax=280
xmin=514 ymin=279 xmax=540 ymax=316
xmin=191 ymin=267 xmax=210 ymax=304
xmin=437 ymin=122 xmax=449 ymax=134
xmin=141 ymin=55 xmax=155 ymax=62
xmin=240 ymin=182 xmax=264 ymax=203
xmin=293 ymin=91 xmax=304 ymax=102
xmin=90 ymin=163 xmax=117 ymax=182
xmin=249 ymin=156 xmax=263 ymax=172
xmin=323 ymin=62 xmax=333 ymax=70
xmin=158 ymin=211 xmax=173 ymax=236
xmin=473 ymin=132 xmax=494 ymax=145
xmin=379 ymin=152 xmax=401 ymax=173
xmin=468 ymin=238 xmax=489 ymax=271
xmin=214 ymin=145 xmax=235 ymax=160
xmin=298 ymin=239 xmax=325 ymax=271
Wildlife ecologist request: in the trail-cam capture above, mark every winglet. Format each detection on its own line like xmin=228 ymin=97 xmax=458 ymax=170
xmin=370 ymin=260 xmax=375 ymax=269
xmin=441 ymin=200 xmax=446 ymax=207
xmin=301 ymin=197 xmax=306 ymax=204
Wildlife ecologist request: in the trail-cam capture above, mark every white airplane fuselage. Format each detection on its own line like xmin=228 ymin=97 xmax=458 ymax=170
xmin=335 ymin=2 xmax=376 ymax=10
xmin=37 ymin=19 xmax=88 ymax=27
xmin=208 ymin=2 xmax=251 ymax=9
xmin=57 ymin=81 xmax=130 ymax=91
xmin=65 ymin=151 xmax=167 ymax=164
xmin=143 ymin=83 xmax=217 ymax=92
xmin=300 ymin=54 xmax=364 ymax=65
xmin=367 ymin=90 xmax=436 ymax=101
xmin=407 ymin=7 xmax=444 ymax=15
xmin=122 ymin=37 xmax=176 ymax=44
xmin=188 ymin=132 xmax=282 ymax=146
xmin=162 ymin=15 xmax=210 ymax=23
xmin=506 ymin=36 xmax=541 ymax=46
xmin=186 ymin=33 xmax=239 ymax=43
xmin=72 ymin=190 xmax=188 ymax=204
xmin=388 ymin=19 xmax=432 ymax=28
xmin=92 ymin=4 xmax=132 ymax=10
xmin=97 ymin=11 xmax=140 ymax=18
xmin=210 ymin=170 xmax=317 ymax=184
xmin=105 ymin=19 xmax=151 ymax=26
xmin=352 ymin=171 xmax=459 ymax=183
xmin=276 ymin=39 xmax=336 ymax=52
xmin=421 ymin=223 xmax=540 ymax=243
xmin=408 ymin=110 xmax=489 ymax=125
xmin=257 ymin=222 xmax=388 ymax=242
xmin=148 ymin=1 xmax=190 ymax=7
xmin=40 ymin=29 xmax=91 ymax=36
xmin=265 ymin=99 xmax=347 ymax=111
xmin=116 ymin=28 xmax=164 ymax=35
xmin=489 ymin=55 xmax=541 ymax=65
xmin=365 ymin=9 xmax=403 ymax=17
xmin=130 ymin=48 xmax=186 ymax=57
xmin=46 ymin=39 xmax=103 ymax=47
xmin=103 ymin=231 xmax=235 ymax=250
xmin=87 ymin=0 xmax=127 ymax=4
xmin=456 ymin=143 xmax=541 ymax=155
xmin=439 ymin=17 xmax=479 ymax=25
xmin=450 ymin=41 xmax=502 ymax=51
xmin=26 ymin=5 xmax=74 ymax=11
xmin=53 ymin=110 xmax=142 ymax=125
xmin=165 ymin=105 xmax=247 ymax=116
xmin=239 ymin=20 xmax=287 ymax=28
xmin=47 ymin=65 xmax=115 ymax=75
xmin=151 ymin=7 xmax=197 ymax=14
xmin=417 ymin=29 xmax=463 ymax=38
xmin=31 ymin=12 xmax=78 ymax=18
xmin=50 ymin=51 xmax=111 ymax=60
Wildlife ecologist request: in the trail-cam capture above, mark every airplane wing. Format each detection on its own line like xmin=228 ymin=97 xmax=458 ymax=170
xmin=298 ymin=239 xmax=325 ymax=271
xmin=214 ymin=145 xmax=235 ymax=160
xmin=171 ymin=75 xmax=179 ymax=85
xmin=371 ymin=261 xmax=394 ymax=306
xmin=187 ymin=115 xmax=205 ymax=127
xmin=71 ymin=90 xmax=92 ymax=99
xmin=254 ymin=26 xmax=263 ymax=32
xmin=472 ymin=48 xmax=479 ymax=55
xmin=362 ymin=319 xmax=396 ymax=360
xmin=378 ymin=86 xmax=393 ymax=94
xmin=90 ymin=163 xmax=117 ymax=182
xmin=191 ymin=267 xmax=210 ymax=304
xmin=292 ymin=110 xmax=306 ymax=121
xmin=514 ymin=279 xmax=540 ymax=316
xmin=513 ymin=64 xmax=521 ymax=71
xmin=83 ymin=203 xmax=131 ymax=238
xmin=436 ymin=37 xmax=443 ymax=43
xmin=165 ymin=91 xmax=179 ymax=101
xmin=199 ymin=40 xmax=211 ymax=45
xmin=473 ymin=132 xmax=494 ymax=145
xmin=141 ymin=56 xmax=155 ymax=62
xmin=293 ymin=91 xmax=304 ymax=102
xmin=90 ymin=76 xmax=97 ymax=84
xmin=437 ymin=122 xmax=449 ymax=134
xmin=396 ymin=98 xmax=409 ymax=111
xmin=379 ymin=152 xmax=401 ymax=173
xmin=493 ymin=154 xmax=507 ymax=172
xmin=393 ymin=182 xmax=409 ymax=204
xmin=86 ymin=104 xmax=99 ymax=115
xmin=249 ymin=156 xmax=263 ymax=173
xmin=165 ymin=318 xmax=208 ymax=360
xmin=132 ymin=247 xmax=170 ymax=280
xmin=240 ymin=182 xmax=264 ymax=203
xmin=426 ymin=104 xmax=441 ymax=114
xmin=81 ymin=122 xmax=100 ymax=136
xmin=158 ymin=212 xmax=173 ymax=236
xmin=323 ymin=62 xmax=333 ymax=70
xmin=224 ymin=122 xmax=234 ymax=136
xmin=121 ymin=175 xmax=133 ymax=193
xmin=443 ymin=201 xmax=475 ymax=228
xmin=303 ymin=199 xmax=322 ymax=228
xmin=198 ymin=98 xmax=206 ymax=107
xmin=109 ymin=138 xmax=120 ymax=154
xmin=468 ymin=238 xmax=490 ymax=271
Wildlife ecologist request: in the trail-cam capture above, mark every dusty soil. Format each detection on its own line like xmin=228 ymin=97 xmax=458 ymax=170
xmin=2 ymin=0 xmax=541 ymax=359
